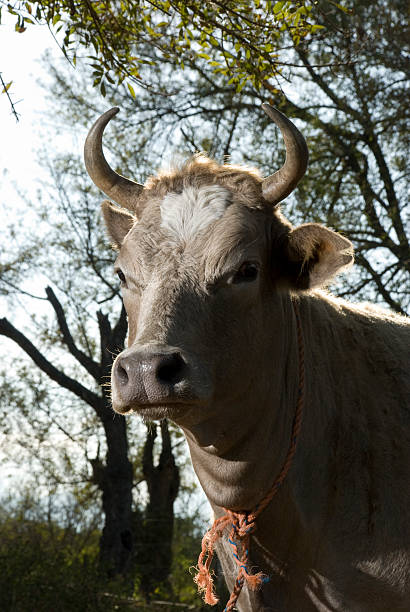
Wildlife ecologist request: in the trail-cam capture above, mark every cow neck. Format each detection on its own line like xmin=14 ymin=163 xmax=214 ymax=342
xmin=194 ymin=299 xmax=305 ymax=611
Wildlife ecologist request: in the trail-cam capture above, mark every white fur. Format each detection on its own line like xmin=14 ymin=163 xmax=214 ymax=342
xmin=160 ymin=185 xmax=231 ymax=242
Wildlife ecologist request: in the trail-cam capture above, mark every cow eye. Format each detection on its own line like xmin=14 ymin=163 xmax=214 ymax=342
xmin=232 ymin=262 xmax=259 ymax=284
xmin=116 ymin=269 xmax=126 ymax=284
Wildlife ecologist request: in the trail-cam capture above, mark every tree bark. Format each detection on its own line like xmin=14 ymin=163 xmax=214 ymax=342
xmin=94 ymin=305 xmax=136 ymax=579
xmin=139 ymin=420 xmax=180 ymax=599
xmin=92 ymin=404 xmax=135 ymax=579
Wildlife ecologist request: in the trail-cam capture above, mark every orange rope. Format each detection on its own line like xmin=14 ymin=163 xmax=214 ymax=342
xmin=194 ymin=300 xmax=305 ymax=610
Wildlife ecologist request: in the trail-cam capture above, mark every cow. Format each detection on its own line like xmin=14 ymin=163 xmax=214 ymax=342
xmin=84 ymin=104 xmax=410 ymax=611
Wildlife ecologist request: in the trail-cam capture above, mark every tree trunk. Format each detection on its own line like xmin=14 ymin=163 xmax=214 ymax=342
xmin=94 ymin=409 xmax=135 ymax=578
xmin=93 ymin=307 xmax=135 ymax=579
xmin=139 ymin=420 xmax=180 ymax=599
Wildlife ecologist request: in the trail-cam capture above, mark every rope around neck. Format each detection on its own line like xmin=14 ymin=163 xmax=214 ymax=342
xmin=194 ymin=300 xmax=305 ymax=611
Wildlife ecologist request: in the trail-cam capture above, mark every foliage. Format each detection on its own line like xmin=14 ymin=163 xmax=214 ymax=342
xmin=0 ymin=492 xmax=208 ymax=610
xmin=0 ymin=497 xmax=106 ymax=611
xmin=1 ymin=0 xmax=347 ymax=96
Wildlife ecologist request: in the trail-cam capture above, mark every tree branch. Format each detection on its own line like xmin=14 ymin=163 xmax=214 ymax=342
xmin=46 ymin=286 xmax=101 ymax=380
xmin=0 ymin=72 xmax=20 ymax=122
xmin=296 ymin=48 xmax=363 ymax=123
xmin=0 ymin=317 xmax=104 ymax=413
xmin=355 ymin=255 xmax=407 ymax=315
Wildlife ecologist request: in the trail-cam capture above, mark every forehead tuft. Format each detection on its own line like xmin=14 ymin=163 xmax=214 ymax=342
xmin=160 ymin=185 xmax=231 ymax=242
xmin=140 ymin=154 xmax=264 ymax=208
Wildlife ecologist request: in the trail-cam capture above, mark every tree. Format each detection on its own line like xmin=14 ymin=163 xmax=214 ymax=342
xmin=0 ymin=155 xmax=185 ymax=596
xmin=1 ymin=1 xmax=345 ymax=102
xmin=1 ymin=231 xmax=136 ymax=580
xmin=139 ymin=421 xmax=180 ymax=599
xmin=280 ymin=0 xmax=409 ymax=313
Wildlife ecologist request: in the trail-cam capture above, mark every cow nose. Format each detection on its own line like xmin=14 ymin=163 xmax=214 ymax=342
xmin=113 ymin=350 xmax=188 ymax=405
xmin=155 ymin=352 xmax=186 ymax=385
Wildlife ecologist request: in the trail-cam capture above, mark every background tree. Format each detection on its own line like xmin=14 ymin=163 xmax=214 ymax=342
xmin=0 ymin=182 xmax=136 ymax=580
xmin=1 ymin=0 xmax=342 ymax=101
xmin=282 ymin=0 xmax=409 ymax=313
xmin=0 ymin=154 xmax=202 ymax=602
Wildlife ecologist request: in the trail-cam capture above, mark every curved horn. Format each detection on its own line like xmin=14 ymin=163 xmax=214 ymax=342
xmin=261 ymin=104 xmax=308 ymax=204
xmin=84 ymin=107 xmax=143 ymax=211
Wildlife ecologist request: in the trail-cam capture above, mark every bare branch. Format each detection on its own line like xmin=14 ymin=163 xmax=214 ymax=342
xmin=46 ymin=286 xmax=101 ymax=380
xmin=0 ymin=317 xmax=104 ymax=413
xmin=0 ymin=72 xmax=20 ymax=122
xmin=355 ymin=255 xmax=407 ymax=315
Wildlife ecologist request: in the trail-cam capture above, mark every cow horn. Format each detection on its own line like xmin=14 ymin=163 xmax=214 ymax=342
xmin=261 ymin=104 xmax=308 ymax=204
xmin=84 ymin=107 xmax=144 ymax=212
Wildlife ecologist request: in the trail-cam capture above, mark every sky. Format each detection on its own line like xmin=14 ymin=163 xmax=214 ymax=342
xmin=0 ymin=17 xmax=97 ymax=498
xmin=0 ymin=13 xmax=94 ymax=215
xmin=0 ymin=16 xmax=57 ymax=204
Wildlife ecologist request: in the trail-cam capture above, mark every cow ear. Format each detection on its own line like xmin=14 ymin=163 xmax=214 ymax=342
xmin=278 ymin=223 xmax=354 ymax=290
xmin=101 ymin=200 xmax=135 ymax=249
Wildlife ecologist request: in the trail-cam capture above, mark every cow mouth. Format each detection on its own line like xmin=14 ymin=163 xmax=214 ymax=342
xmin=113 ymin=400 xmax=195 ymax=421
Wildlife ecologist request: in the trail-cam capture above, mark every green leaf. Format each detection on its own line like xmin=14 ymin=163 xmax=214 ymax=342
xmin=236 ymin=78 xmax=247 ymax=92
xmin=127 ymin=82 xmax=136 ymax=98
xmin=1 ymin=80 xmax=12 ymax=93
xmin=331 ymin=2 xmax=352 ymax=13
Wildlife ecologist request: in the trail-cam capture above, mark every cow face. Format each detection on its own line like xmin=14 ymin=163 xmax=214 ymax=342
xmin=102 ymin=167 xmax=352 ymax=444
xmin=85 ymin=106 xmax=353 ymax=449
xmin=106 ymin=180 xmax=272 ymax=426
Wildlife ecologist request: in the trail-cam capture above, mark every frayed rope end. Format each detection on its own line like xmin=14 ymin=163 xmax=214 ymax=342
xmin=194 ymin=566 xmax=219 ymax=606
xmin=244 ymin=570 xmax=269 ymax=591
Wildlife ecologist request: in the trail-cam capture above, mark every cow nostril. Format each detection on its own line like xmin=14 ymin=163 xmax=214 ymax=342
xmin=157 ymin=353 xmax=186 ymax=385
xmin=116 ymin=362 xmax=129 ymax=386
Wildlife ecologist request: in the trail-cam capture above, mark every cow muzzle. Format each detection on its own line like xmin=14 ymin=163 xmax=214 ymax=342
xmin=111 ymin=345 xmax=202 ymax=417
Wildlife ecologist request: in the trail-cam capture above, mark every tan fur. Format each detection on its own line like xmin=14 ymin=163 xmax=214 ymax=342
xmin=101 ymin=155 xmax=410 ymax=611
xmin=101 ymin=200 xmax=135 ymax=248
xmin=137 ymin=154 xmax=265 ymax=211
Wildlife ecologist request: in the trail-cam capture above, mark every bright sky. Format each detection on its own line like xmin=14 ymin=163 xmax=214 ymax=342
xmin=0 ymin=16 xmax=54 ymax=202
xmin=0 ymin=17 xmax=89 ymax=496
xmin=0 ymin=13 xmax=91 ymax=215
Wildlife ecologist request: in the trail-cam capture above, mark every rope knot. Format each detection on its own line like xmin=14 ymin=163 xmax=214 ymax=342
xmin=194 ymin=509 xmax=267 ymax=608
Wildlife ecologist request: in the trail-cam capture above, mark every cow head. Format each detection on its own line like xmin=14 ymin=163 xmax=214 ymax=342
xmin=84 ymin=105 xmax=353 ymax=455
